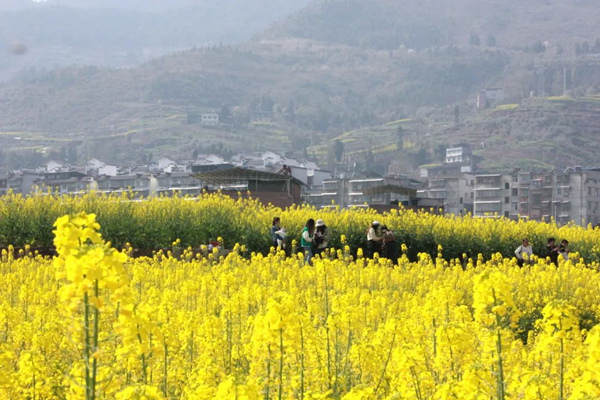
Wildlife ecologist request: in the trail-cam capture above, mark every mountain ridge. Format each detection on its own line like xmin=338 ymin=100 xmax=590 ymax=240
xmin=2 ymin=0 xmax=600 ymax=172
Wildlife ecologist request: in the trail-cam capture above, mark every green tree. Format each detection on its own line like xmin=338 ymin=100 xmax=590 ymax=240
xmin=219 ymin=104 xmax=231 ymax=122
xmin=396 ymin=125 xmax=405 ymax=150
xmin=469 ymin=32 xmax=481 ymax=46
xmin=532 ymin=40 xmax=546 ymax=53
xmin=411 ymin=147 xmax=430 ymax=168
xmin=593 ymin=39 xmax=600 ymax=54
xmin=285 ymin=99 xmax=296 ymax=123
xmin=454 ymin=105 xmax=460 ymax=125
xmin=365 ymin=149 xmax=374 ymax=171
xmin=333 ymin=139 xmax=345 ymax=162
xmin=581 ymin=41 xmax=591 ymax=54
xmin=291 ymin=135 xmax=310 ymax=151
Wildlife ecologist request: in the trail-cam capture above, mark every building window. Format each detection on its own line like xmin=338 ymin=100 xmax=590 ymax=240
xmin=512 ymin=202 xmax=518 ymax=211
xmin=505 ymin=197 xmax=509 ymax=204
xmin=505 ymin=182 xmax=510 ymax=190
xmin=477 ymin=176 xmax=501 ymax=185
xmin=512 ymin=188 xmax=518 ymax=196
xmin=478 ymin=189 xmax=501 ymax=198
xmin=460 ymin=197 xmax=463 ymax=204
xmin=477 ymin=203 xmax=502 ymax=212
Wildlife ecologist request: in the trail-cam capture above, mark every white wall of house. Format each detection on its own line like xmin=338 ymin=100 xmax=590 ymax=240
xmin=98 ymin=165 xmax=118 ymax=177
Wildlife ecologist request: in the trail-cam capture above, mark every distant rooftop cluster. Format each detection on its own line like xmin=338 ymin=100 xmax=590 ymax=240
xmin=0 ymin=151 xmax=332 ymax=207
xmin=3 ymin=146 xmax=600 ymax=227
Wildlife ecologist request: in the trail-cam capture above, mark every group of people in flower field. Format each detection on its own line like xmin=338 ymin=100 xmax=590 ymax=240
xmin=271 ymin=217 xmax=397 ymax=264
xmin=273 ymin=216 xmax=572 ymax=267
xmin=514 ymin=237 xmax=570 ymax=267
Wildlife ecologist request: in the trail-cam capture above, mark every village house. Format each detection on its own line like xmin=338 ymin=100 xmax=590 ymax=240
xmin=85 ymin=158 xmax=118 ymax=177
xmin=200 ymin=113 xmax=219 ymax=126
xmin=190 ymin=154 xmax=234 ymax=173
xmin=304 ymin=173 xmax=437 ymax=212
xmin=193 ymin=167 xmax=304 ymax=208
xmin=155 ymin=171 xmax=203 ymax=197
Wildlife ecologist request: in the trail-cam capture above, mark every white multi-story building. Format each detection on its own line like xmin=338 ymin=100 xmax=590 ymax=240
xmin=445 ymin=145 xmax=472 ymax=164
xmin=201 ymin=113 xmax=219 ymax=126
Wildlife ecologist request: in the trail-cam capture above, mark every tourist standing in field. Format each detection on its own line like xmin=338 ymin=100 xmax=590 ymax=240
xmin=558 ymin=239 xmax=570 ymax=261
xmin=514 ymin=238 xmax=533 ymax=267
xmin=546 ymin=237 xmax=559 ymax=266
xmin=301 ymin=218 xmax=315 ymax=264
xmin=366 ymin=221 xmax=383 ymax=257
xmin=314 ymin=219 xmax=329 ymax=257
xmin=381 ymin=225 xmax=398 ymax=264
xmin=271 ymin=217 xmax=286 ymax=250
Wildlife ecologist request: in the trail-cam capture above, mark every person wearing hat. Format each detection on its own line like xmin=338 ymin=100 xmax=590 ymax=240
xmin=314 ymin=219 xmax=330 ymax=257
xmin=366 ymin=221 xmax=383 ymax=258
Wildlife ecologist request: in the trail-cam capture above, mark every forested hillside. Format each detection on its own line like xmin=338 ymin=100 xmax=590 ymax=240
xmin=2 ymin=0 xmax=600 ymax=171
xmin=263 ymin=0 xmax=600 ymax=49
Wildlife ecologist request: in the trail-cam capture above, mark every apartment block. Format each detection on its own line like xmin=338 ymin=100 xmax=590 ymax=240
xmin=304 ymin=175 xmax=436 ymax=211
xmin=423 ymin=174 xmax=475 ymax=215
xmin=556 ymin=167 xmax=600 ymax=226
xmin=473 ymin=174 xmax=513 ymax=218
xmin=472 ymin=167 xmax=600 ymax=226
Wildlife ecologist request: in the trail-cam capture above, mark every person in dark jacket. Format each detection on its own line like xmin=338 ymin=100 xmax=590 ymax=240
xmin=546 ymin=237 xmax=559 ymax=266
xmin=381 ymin=225 xmax=398 ymax=264
xmin=301 ymin=218 xmax=315 ymax=264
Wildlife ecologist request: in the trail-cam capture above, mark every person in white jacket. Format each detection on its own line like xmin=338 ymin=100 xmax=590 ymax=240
xmin=366 ymin=221 xmax=383 ymax=257
xmin=515 ymin=238 xmax=533 ymax=267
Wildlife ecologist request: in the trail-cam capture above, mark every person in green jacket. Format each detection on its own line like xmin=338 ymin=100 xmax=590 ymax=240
xmin=301 ymin=218 xmax=315 ymax=264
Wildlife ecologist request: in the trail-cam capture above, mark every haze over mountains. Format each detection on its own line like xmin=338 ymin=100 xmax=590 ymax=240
xmin=264 ymin=0 xmax=600 ymax=49
xmin=0 ymin=0 xmax=311 ymax=80
xmin=2 ymin=0 xmax=600 ymax=172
